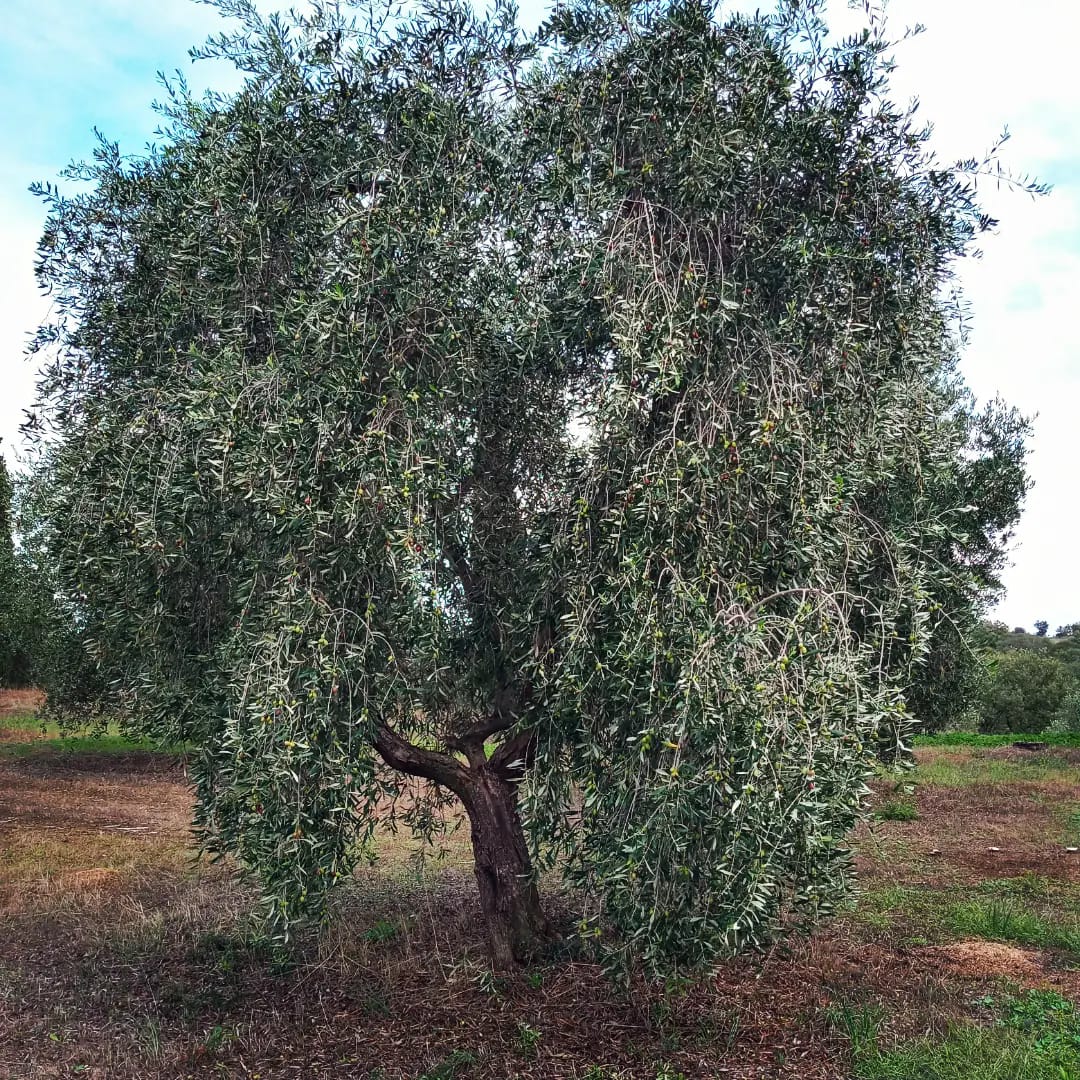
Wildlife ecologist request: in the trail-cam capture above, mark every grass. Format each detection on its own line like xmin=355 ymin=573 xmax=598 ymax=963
xmin=834 ymin=991 xmax=1080 ymax=1080
xmin=416 ymin=1050 xmax=477 ymax=1079
xmin=849 ymin=877 xmax=1080 ymax=956
xmin=0 ymin=709 xmax=55 ymax=734
xmin=0 ymin=709 xmax=183 ymax=757
xmin=914 ymin=754 xmax=1077 ymax=787
xmin=915 ymin=731 xmax=1080 ymax=749
xmin=2 ymin=720 xmax=1079 ymax=1077
xmin=0 ymin=698 xmax=181 ymax=757
xmin=948 ymin=899 xmax=1080 ymax=954
xmin=1063 ymin=807 xmax=1080 ymax=846
xmin=0 ymin=731 xmax=165 ymax=757
xmin=874 ymin=799 xmax=920 ymax=822
xmin=850 ymin=884 xmax=956 ymax=941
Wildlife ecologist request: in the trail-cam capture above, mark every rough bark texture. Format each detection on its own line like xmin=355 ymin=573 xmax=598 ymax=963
xmin=460 ymin=766 xmax=555 ymax=970
xmin=374 ymin=724 xmax=554 ymax=968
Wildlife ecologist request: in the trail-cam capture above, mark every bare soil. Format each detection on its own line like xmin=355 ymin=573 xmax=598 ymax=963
xmin=0 ymin=706 xmax=1077 ymax=1079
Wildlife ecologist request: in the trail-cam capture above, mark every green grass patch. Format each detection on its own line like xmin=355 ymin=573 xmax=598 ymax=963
xmin=0 ymin=710 xmax=55 ymax=735
xmin=848 ymin=885 xmax=955 ymax=941
xmin=977 ymin=873 xmax=1060 ymax=902
xmin=834 ymin=991 xmax=1080 ymax=1080
xmin=949 ymin=898 xmax=1080 ymax=954
xmin=0 ymin=732 xmax=165 ymax=758
xmin=874 ymin=799 xmax=920 ymax=822
xmin=914 ymin=754 xmax=1077 ymax=787
xmin=1062 ymin=807 xmax=1080 ymax=846
xmin=915 ymin=732 xmax=1080 ymax=749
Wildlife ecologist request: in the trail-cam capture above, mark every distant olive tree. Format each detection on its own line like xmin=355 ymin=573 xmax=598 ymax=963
xmin=894 ymin=397 xmax=1028 ymax=735
xmin=28 ymin=0 xmax=1034 ymax=972
xmin=1049 ymin=689 xmax=1080 ymax=736
xmin=0 ymin=456 xmax=52 ymax=689
xmin=0 ymin=456 xmax=28 ymax=687
xmin=979 ymin=651 xmax=1076 ymax=734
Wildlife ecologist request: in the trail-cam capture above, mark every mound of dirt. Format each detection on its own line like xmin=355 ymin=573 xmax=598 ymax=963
xmin=918 ymin=940 xmax=1043 ymax=981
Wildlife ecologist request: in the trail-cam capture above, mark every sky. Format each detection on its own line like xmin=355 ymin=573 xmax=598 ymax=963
xmin=1 ymin=0 xmax=1077 ymax=631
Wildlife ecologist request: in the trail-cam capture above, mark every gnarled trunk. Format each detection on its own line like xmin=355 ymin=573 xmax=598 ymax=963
xmin=460 ymin=766 xmax=554 ymax=970
xmin=373 ymin=724 xmax=554 ymax=969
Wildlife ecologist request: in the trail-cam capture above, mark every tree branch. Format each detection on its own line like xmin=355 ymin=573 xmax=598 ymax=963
xmin=373 ymin=724 xmax=470 ymax=796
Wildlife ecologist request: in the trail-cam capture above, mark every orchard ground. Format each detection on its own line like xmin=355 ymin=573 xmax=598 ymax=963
xmin=1 ymin=689 xmax=1078 ymax=1080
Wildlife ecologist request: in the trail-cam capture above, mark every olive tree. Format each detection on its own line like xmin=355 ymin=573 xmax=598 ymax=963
xmin=28 ymin=0 xmax=1031 ymax=972
xmin=0 ymin=455 xmax=60 ymax=690
xmin=0 ymin=455 xmax=28 ymax=687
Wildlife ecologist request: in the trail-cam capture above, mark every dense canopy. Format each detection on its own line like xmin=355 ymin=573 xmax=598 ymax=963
xmin=28 ymin=0 xmax=1029 ymax=972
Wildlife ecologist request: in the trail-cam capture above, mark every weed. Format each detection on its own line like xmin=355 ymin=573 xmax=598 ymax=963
xmin=416 ymin=1049 xmax=477 ymax=1079
xmin=949 ymin=899 xmax=1080 ymax=953
xmin=363 ymin=919 xmax=398 ymax=944
xmin=136 ymin=1017 xmax=163 ymax=1061
xmin=517 ymin=1021 xmax=541 ymax=1058
xmin=841 ymin=991 xmax=1080 ymax=1079
xmin=915 ymin=732 xmax=1080 ymax=749
xmin=826 ymin=1001 xmax=885 ymax=1059
xmin=112 ymin=913 xmax=168 ymax=963
xmin=359 ymin=987 xmax=392 ymax=1017
xmin=1064 ymin=806 xmax=1080 ymax=844
xmin=202 ymin=1023 xmax=234 ymax=1052
xmin=875 ymin=800 xmax=919 ymax=822
xmin=192 ymin=926 xmax=283 ymax=973
xmin=915 ymin=754 xmax=1077 ymax=787
xmin=978 ymin=873 xmax=1052 ymax=901
xmin=849 ymin=884 xmax=955 ymax=941
xmin=476 ymin=965 xmax=504 ymax=998
xmin=695 ymin=1008 xmax=741 ymax=1051
xmin=1005 ymin=989 xmax=1080 ymax=1054
xmin=525 ymin=969 xmax=544 ymax=990
xmin=0 ymin=732 xmax=167 ymax=758
xmin=655 ymin=1065 xmax=687 ymax=1080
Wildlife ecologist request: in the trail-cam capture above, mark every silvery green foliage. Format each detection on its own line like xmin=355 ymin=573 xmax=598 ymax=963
xmin=28 ymin=0 xmax=1031 ymax=973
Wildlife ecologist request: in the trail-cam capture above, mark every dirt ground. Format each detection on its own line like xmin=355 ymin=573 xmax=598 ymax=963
xmin=1 ymin=688 xmax=1078 ymax=1079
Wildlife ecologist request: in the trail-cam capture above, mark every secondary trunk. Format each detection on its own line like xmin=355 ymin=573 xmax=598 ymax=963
xmin=460 ymin=766 xmax=555 ymax=970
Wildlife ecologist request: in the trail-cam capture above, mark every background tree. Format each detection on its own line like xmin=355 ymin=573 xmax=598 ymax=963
xmin=27 ymin=0 xmax=1033 ymax=973
xmin=0 ymin=454 xmax=28 ymax=687
xmin=0 ymin=454 xmax=100 ymax=701
xmin=1035 ymin=619 xmax=1049 ymax=637
xmin=978 ymin=650 xmax=1075 ymax=734
xmin=0 ymin=454 xmax=54 ymax=689
xmin=882 ymin=395 xmax=1028 ymax=736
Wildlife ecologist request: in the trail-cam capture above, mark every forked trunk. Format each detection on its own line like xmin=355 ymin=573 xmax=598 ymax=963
xmin=460 ymin=766 xmax=554 ymax=970
xmin=372 ymin=723 xmax=554 ymax=969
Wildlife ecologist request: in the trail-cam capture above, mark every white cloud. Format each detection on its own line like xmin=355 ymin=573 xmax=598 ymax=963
xmin=867 ymin=0 xmax=1080 ymax=630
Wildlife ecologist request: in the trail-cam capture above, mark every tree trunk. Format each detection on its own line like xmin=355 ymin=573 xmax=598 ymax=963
xmin=460 ymin=766 xmax=555 ymax=970
xmin=373 ymin=723 xmax=554 ymax=969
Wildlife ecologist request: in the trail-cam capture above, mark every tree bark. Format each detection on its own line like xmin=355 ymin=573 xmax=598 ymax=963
xmin=459 ymin=765 xmax=555 ymax=970
xmin=373 ymin=724 xmax=554 ymax=969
